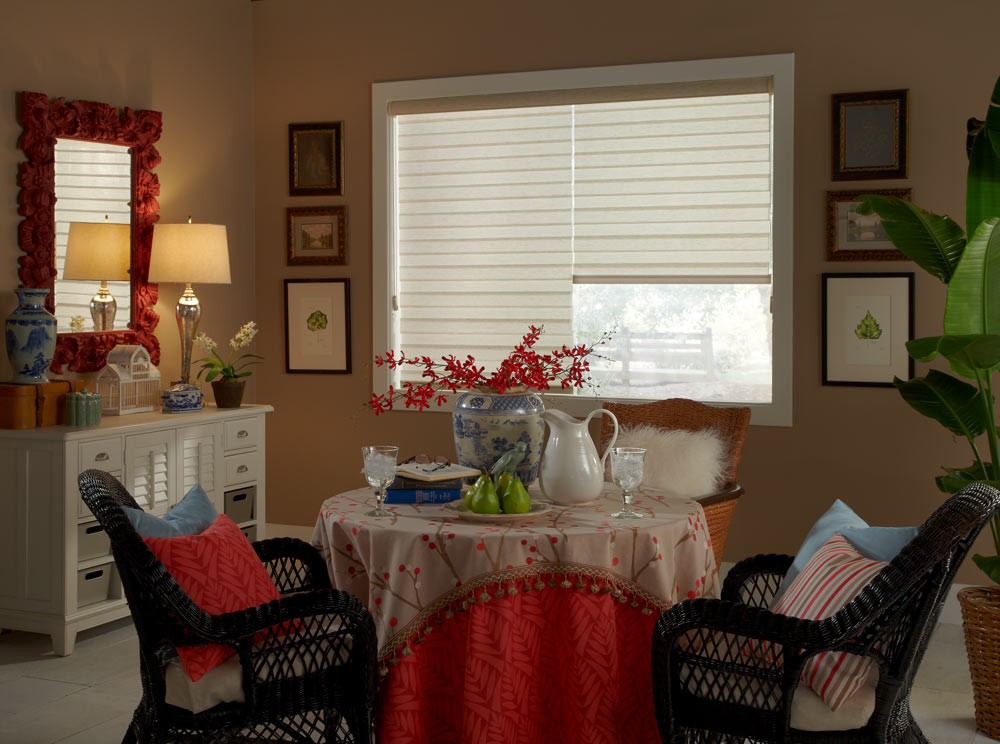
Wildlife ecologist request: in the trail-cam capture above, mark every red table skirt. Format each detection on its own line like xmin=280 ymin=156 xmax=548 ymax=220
xmin=376 ymin=573 xmax=664 ymax=744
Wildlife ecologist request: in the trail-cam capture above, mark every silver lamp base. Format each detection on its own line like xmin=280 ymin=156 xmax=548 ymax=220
xmin=90 ymin=282 xmax=117 ymax=331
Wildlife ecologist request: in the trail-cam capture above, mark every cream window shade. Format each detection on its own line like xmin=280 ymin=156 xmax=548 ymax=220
xmin=53 ymin=139 xmax=132 ymax=330
xmin=392 ymin=79 xmax=774 ymax=371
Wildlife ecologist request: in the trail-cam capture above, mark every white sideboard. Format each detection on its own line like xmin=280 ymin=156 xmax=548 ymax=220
xmin=0 ymin=403 xmax=272 ymax=655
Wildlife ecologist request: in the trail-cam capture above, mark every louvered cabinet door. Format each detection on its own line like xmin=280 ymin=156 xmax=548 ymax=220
xmin=178 ymin=424 xmax=225 ymax=513
xmin=124 ymin=431 xmax=176 ymax=516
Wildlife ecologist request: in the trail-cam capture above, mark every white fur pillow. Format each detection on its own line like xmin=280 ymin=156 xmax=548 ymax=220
xmin=606 ymin=424 xmax=727 ymax=498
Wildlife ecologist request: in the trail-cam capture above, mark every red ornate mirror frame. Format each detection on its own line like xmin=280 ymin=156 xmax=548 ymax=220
xmin=16 ymin=90 xmax=162 ymax=373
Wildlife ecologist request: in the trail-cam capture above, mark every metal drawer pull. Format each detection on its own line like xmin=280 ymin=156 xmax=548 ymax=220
xmin=95 ymin=452 xmax=110 ymax=462
xmin=237 ymin=430 xmax=249 ymax=438
xmin=85 ymin=525 xmax=104 ymax=535
xmin=237 ymin=464 xmax=248 ymax=474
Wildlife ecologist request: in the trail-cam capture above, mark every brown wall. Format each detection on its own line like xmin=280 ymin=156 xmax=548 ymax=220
xmin=0 ymin=0 xmax=255 ymax=395
xmin=252 ymin=0 xmax=999 ymax=582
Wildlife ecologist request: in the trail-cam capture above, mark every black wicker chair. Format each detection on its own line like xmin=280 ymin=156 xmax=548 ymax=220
xmin=78 ymin=469 xmax=377 ymax=744
xmin=652 ymin=482 xmax=1000 ymax=744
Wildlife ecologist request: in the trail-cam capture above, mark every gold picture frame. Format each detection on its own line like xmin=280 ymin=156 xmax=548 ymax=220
xmin=832 ymin=89 xmax=908 ymax=180
xmin=826 ymin=188 xmax=912 ymax=261
xmin=289 ymin=122 xmax=344 ymax=196
xmin=286 ymin=206 xmax=347 ymax=266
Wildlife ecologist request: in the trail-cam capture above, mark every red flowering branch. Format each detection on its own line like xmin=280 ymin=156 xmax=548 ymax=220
xmin=368 ymin=325 xmax=615 ymax=415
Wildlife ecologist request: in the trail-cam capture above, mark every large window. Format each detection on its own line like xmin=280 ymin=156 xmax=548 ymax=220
xmin=373 ymin=55 xmax=793 ymax=426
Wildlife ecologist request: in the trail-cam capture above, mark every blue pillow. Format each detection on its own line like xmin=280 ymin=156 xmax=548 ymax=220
xmin=840 ymin=525 xmax=919 ymax=561
xmin=124 ymin=484 xmax=218 ymax=538
xmin=772 ymin=499 xmax=917 ymax=603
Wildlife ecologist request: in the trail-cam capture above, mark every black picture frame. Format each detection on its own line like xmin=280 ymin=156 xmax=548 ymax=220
xmin=822 ymin=272 xmax=914 ymax=387
xmin=832 ymin=89 xmax=908 ymax=181
xmin=289 ymin=122 xmax=344 ymax=196
xmin=284 ymin=278 xmax=351 ymax=374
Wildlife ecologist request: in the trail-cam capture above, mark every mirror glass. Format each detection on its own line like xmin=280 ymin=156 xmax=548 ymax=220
xmin=53 ymin=138 xmax=132 ymax=332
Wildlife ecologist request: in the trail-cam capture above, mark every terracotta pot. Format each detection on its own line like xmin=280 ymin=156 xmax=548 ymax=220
xmin=211 ymin=378 xmax=246 ymax=409
xmin=959 ymin=586 xmax=1000 ymax=739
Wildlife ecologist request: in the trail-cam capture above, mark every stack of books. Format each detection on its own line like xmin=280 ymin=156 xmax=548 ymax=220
xmin=384 ymin=462 xmax=480 ymax=504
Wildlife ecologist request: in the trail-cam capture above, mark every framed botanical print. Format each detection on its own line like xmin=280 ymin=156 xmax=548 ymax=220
xmin=822 ymin=272 xmax=914 ymax=387
xmin=832 ymin=89 xmax=908 ymax=180
xmin=286 ymin=206 xmax=347 ymax=265
xmin=289 ymin=122 xmax=344 ymax=196
xmin=284 ymin=278 xmax=351 ymax=374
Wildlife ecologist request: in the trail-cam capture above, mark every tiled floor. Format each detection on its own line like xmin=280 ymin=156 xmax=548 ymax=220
xmin=0 ymin=617 xmax=992 ymax=744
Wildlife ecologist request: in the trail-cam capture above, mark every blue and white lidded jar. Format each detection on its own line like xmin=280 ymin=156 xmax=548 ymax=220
xmin=5 ymin=288 xmax=57 ymax=384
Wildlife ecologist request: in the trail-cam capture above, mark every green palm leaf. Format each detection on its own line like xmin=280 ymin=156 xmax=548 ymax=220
xmin=894 ymin=369 xmax=987 ymax=440
xmin=906 ymin=333 xmax=1000 ymax=379
xmin=944 ymin=217 xmax=1000 ymax=336
xmin=967 ymin=77 xmax=1000 ymax=237
xmin=856 ymin=194 xmax=966 ymax=283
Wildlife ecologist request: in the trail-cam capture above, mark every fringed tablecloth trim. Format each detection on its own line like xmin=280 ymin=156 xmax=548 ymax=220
xmin=377 ymin=562 xmax=671 ymax=670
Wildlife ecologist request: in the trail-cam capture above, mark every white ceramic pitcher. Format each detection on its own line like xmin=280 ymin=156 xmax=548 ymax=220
xmin=538 ymin=408 xmax=619 ymax=505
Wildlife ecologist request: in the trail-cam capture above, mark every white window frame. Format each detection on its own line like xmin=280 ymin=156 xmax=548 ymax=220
xmin=373 ymin=53 xmax=794 ymax=427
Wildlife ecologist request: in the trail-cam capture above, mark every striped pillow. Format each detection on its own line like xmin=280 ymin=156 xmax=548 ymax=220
xmin=772 ymin=533 xmax=885 ymax=711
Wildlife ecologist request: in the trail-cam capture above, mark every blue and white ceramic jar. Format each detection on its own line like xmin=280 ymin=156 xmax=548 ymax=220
xmin=452 ymin=387 xmax=545 ymax=485
xmin=5 ymin=288 xmax=57 ymax=384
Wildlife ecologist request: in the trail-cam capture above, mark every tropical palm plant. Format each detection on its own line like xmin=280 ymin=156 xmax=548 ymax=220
xmin=858 ymin=75 xmax=1000 ymax=582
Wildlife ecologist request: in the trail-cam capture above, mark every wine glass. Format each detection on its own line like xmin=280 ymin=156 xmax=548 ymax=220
xmin=610 ymin=447 xmax=645 ymax=519
xmin=362 ymin=445 xmax=398 ymax=517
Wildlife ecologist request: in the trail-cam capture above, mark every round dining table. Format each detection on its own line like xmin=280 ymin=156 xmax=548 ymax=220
xmin=312 ymin=482 xmax=718 ymax=744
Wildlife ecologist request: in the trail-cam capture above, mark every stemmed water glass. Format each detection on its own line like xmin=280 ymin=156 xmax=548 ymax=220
xmin=362 ymin=445 xmax=398 ymax=517
xmin=610 ymin=447 xmax=646 ymax=519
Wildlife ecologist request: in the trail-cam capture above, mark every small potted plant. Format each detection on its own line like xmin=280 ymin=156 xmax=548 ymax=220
xmin=194 ymin=321 xmax=262 ymax=409
xmin=857 ymin=74 xmax=1000 ymax=737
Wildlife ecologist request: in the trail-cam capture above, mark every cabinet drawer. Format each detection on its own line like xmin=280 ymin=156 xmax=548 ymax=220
xmin=224 ymin=418 xmax=260 ymax=451
xmin=225 ymin=453 xmax=258 ymax=486
xmin=77 ymin=521 xmax=111 ymax=562
xmin=77 ymin=564 xmax=112 ymax=609
xmin=79 ymin=438 xmax=123 ymax=473
xmin=224 ymin=486 xmax=256 ymax=523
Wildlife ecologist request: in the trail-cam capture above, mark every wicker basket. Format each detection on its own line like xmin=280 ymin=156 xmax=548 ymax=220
xmin=959 ymin=586 xmax=1000 ymax=739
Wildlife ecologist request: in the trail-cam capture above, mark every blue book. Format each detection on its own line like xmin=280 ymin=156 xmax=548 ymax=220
xmin=383 ymin=489 xmax=461 ymax=505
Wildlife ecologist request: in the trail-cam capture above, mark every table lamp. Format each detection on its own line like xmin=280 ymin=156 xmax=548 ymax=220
xmin=149 ymin=219 xmax=231 ymax=413
xmin=63 ymin=220 xmax=131 ymax=331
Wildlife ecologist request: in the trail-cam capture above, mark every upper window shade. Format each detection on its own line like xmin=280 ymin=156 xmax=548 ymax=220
xmin=390 ymin=78 xmax=773 ymax=367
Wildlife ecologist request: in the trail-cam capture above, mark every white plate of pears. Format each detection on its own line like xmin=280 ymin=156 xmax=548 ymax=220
xmin=443 ymin=473 xmax=552 ymax=522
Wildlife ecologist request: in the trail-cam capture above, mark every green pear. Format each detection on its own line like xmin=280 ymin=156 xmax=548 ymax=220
xmin=470 ymin=476 xmax=500 ymax=514
xmin=465 ymin=473 xmax=490 ymax=509
xmin=501 ymin=477 xmax=531 ymax=514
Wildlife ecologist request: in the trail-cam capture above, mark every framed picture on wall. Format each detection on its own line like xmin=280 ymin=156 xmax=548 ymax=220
xmin=822 ymin=272 xmax=914 ymax=387
xmin=825 ymin=188 xmax=912 ymax=261
xmin=832 ymin=89 xmax=908 ymax=180
xmin=286 ymin=206 xmax=347 ymax=265
xmin=289 ymin=122 xmax=344 ymax=196
xmin=284 ymin=278 xmax=351 ymax=374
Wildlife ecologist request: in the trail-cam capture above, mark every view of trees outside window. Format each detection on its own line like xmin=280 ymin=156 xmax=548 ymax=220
xmin=572 ymin=284 xmax=772 ymax=404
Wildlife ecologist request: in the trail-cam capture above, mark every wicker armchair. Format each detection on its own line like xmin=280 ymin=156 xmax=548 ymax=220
xmin=600 ymin=398 xmax=751 ymax=565
xmin=77 ymin=469 xmax=377 ymax=744
xmin=651 ymin=481 xmax=1000 ymax=743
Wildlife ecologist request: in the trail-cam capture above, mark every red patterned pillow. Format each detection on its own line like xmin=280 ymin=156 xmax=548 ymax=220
xmin=772 ymin=533 xmax=886 ymax=711
xmin=143 ymin=513 xmax=282 ymax=682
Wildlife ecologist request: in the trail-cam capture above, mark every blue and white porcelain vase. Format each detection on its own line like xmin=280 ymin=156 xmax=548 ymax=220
xmin=5 ymin=288 xmax=57 ymax=384
xmin=452 ymin=387 xmax=545 ymax=485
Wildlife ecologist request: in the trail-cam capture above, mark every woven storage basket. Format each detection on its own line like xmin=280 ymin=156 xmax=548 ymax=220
xmin=959 ymin=586 xmax=1000 ymax=739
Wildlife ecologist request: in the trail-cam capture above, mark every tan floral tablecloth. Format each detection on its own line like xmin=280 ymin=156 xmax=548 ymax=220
xmin=312 ymin=481 xmax=718 ymax=659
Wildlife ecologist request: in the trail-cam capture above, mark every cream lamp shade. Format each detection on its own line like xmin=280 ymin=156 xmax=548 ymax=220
xmin=63 ymin=222 xmax=131 ymax=281
xmin=148 ymin=223 xmax=231 ymax=284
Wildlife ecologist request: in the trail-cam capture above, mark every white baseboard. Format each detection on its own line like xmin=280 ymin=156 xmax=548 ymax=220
xmin=265 ymin=523 xmax=315 ymax=541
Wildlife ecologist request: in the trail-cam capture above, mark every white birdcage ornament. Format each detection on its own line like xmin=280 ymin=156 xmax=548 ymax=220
xmin=95 ymin=344 xmax=161 ymax=415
